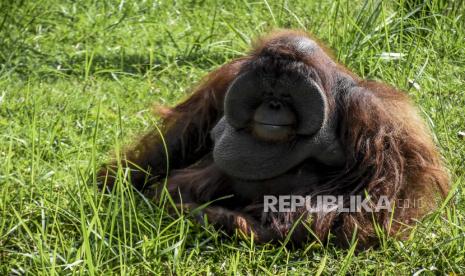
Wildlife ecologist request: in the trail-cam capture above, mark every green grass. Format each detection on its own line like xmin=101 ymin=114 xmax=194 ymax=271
xmin=1 ymin=0 xmax=464 ymax=274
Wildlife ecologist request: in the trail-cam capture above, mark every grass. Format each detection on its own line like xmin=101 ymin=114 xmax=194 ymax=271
xmin=0 ymin=0 xmax=464 ymax=274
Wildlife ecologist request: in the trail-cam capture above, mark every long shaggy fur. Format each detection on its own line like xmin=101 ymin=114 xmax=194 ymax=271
xmin=98 ymin=30 xmax=449 ymax=249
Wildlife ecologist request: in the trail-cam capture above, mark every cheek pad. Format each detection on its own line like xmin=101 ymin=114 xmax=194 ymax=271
xmin=224 ymin=72 xmax=262 ymax=129
xmin=291 ymin=78 xmax=327 ymax=135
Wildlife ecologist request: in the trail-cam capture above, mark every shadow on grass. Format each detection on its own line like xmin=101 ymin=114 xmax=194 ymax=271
xmin=1 ymin=47 xmax=237 ymax=81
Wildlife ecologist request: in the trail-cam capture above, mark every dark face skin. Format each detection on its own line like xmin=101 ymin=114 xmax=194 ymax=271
xmin=251 ymin=93 xmax=296 ymax=142
xmin=211 ymin=38 xmax=347 ymax=182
